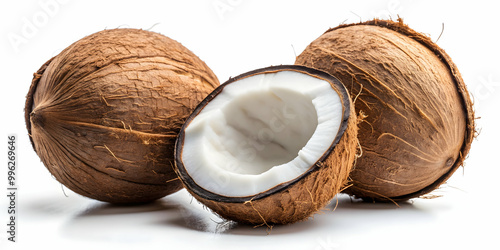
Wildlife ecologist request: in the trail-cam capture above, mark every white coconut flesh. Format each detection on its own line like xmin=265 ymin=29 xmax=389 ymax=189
xmin=181 ymin=70 xmax=343 ymax=197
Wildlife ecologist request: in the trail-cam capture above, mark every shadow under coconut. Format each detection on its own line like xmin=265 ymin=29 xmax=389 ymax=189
xmin=155 ymin=191 xmax=320 ymax=235
xmin=224 ymin=220 xmax=320 ymax=236
xmin=217 ymin=194 xmax=439 ymax=237
xmin=165 ymin=200 xmax=236 ymax=233
xmin=156 ymin=193 xmax=427 ymax=236
xmin=318 ymin=194 xmax=438 ymax=231
xmin=59 ymin=198 xmax=184 ymax=242
xmin=329 ymin=194 xmax=417 ymax=211
xmin=53 ymin=191 xmax=439 ymax=241
xmin=74 ymin=199 xmax=179 ymax=217
xmin=24 ymin=193 xmax=93 ymax=217
xmin=167 ymin=210 xmax=325 ymax=236
xmin=56 ymin=190 xmax=232 ymax=235
xmin=215 ymin=194 xmax=427 ymax=236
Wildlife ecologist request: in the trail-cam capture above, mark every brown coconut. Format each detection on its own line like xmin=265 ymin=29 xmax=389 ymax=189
xmin=175 ymin=65 xmax=358 ymax=225
xmin=296 ymin=19 xmax=474 ymax=201
xmin=25 ymin=28 xmax=219 ymax=204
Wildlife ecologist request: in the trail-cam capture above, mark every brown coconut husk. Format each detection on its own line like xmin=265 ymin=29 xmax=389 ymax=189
xmin=25 ymin=28 xmax=219 ymax=203
xmin=296 ymin=18 xmax=474 ymax=201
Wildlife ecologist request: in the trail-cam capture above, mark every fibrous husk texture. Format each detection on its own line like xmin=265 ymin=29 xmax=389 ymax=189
xmin=25 ymin=28 xmax=219 ymax=203
xmin=189 ymin=91 xmax=358 ymax=225
xmin=296 ymin=19 xmax=474 ymax=201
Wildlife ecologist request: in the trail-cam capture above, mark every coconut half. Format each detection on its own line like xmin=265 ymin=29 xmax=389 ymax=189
xmin=175 ymin=65 xmax=358 ymax=225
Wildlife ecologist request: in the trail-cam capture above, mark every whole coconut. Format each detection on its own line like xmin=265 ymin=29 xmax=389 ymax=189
xmin=296 ymin=19 xmax=474 ymax=201
xmin=25 ymin=28 xmax=219 ymax=203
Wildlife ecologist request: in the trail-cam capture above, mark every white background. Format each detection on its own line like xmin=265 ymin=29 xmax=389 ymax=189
xmin=1 ymin=0 xmax=499 ymax=249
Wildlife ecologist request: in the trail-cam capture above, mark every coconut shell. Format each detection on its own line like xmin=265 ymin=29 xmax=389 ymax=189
xmin=25 ymin=28 xmax=219 ymax=203
xmin=175 ymin=65 xmax=358 ymax=225
xmin=296 ymin=19 xmax=474 ymax=201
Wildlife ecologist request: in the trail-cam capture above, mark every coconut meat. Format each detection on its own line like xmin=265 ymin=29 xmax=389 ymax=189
xmin=182 ymin=70 xmax=343 ymax=197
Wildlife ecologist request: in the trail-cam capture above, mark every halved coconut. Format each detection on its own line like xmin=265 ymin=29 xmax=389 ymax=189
xmin=175 ymin=65 xmax=358 ymax=225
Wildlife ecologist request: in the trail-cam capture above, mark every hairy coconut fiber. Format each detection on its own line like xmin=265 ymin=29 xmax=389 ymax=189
xmin=175 ymin=65 xmax=358 ymax=225
xmin=296 ymin=19 xmax=474 ymax=201
xmin=25 ymin=28 xmax=219 ymax=203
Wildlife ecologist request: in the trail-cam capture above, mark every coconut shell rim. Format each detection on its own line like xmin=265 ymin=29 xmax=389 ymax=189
xmin=174 ymin=64 xmax=352 ymax=204
xmin=326 ymin=18 xmax=475 ymax=201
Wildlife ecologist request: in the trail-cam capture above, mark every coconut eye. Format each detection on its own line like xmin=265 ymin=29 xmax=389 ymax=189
xmin=445 ymin=157 xmax=455 ymax=167
xmin=175 ymin=65 xmax=358 ymax=225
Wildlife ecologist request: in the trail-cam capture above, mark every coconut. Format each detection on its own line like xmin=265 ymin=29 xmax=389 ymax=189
xmin=296 ymin=19 xmax=475 ymax=201
xmin=174 ymin=65 xmax=358 ymax=225
xmin=25 ymin=28 xmax=219 ymax=204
